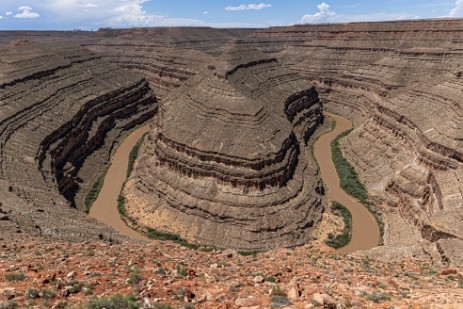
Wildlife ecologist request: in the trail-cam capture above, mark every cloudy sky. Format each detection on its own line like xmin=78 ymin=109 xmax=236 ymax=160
xmin=0 ymin=0 xmax=461 ymax=30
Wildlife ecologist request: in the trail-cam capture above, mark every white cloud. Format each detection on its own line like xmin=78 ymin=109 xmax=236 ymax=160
xmin=225 ymin=3 xmax=272 ymax=11
xmin=14 ymin=6 xmax=40 ymax=19
xmin=6 ymin=11 xmax=12 ymax=16
xmin=299 ymin=2 xmax=418 ymax=24
xmin=301 ymin=2 xmax=336 ymax=23
xmin=36 ymin=0 xmax=208 ymax=27
xmin=449 ymin=0 xmax=463 ymax=17
xmin=203 ymin=11 xmax=209 ymax=15
xmin=77 ymin=1 xmax=98 ymax=9
xmin=0 ymin=16 xmax=3 ymax=19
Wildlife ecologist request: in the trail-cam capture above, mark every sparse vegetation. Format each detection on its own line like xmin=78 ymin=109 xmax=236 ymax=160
xmin=265 ymin=276 xmax=276 ymax=282
xmin=270 ymin=286 xmax=288 ymax=297
xmin=146 ymin=228 xmax=198 ymax=250
xmin=331 ymin=129 xmax=384 ymax=244
xmin=127 ymin=133 xmax=147 ymax=178
xmin=79 ymin=294 xmax=138 ymax=309
xmin=0 ymin=300 xmax=18 ymax=309
xmin=84 ymin=171 xmax=106 ymax=213
xmin=5 ymin=272 xmax=26 ymax=282
xmin=325 ymin=201 xmax=352 ymax=249
xmin=127 ymin=267 xmax=143 ymax=285
xmin=238 ymin=251 xmax=258 ymax=257
xmin=365 ymin=291 xmax=391 ymax=303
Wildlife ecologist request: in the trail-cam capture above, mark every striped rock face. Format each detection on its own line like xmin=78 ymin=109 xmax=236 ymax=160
xmin=124 ymin=47 xmax=324 ymax=250
xmin=0 ymin=45 xmax=157 ymax=242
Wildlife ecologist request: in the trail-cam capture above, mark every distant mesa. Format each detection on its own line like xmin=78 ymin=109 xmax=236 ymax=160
xmin=123 ymin=46 xmax=324 ymax=250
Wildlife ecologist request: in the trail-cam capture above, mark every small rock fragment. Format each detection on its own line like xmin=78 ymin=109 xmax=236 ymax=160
xmin=312 ymin=293 xmax=324 ymax=307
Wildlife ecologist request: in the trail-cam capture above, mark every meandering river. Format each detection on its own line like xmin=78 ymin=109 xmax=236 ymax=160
xmin=89 ymin=125 xmax=150 ymax=241
xmin=90 ymin=113 xmax=380 ymax=252
xmin=314 ymin=112 xmax=380 ymax=253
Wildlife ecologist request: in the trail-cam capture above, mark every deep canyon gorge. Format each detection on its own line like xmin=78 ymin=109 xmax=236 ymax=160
xmin=1 ymin=20 xmax=463 ymax=268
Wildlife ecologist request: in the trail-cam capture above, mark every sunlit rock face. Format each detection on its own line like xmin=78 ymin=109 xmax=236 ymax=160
xmin=245 ymin=20 xmax=463 ymax=264
xmin=124 ymin=46 xmax=324 ymax=251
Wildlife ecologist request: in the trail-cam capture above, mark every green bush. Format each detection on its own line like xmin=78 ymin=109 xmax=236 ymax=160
xmin=146 ymin=228 xmax=198 ymax=250
xmin=365 ymin=291 xmax=391 ymax=303
xmin=0 ymin=300 xmax=18 ymax=309
xmin=237 ymin=251 xmax=258 ymax=257
xmin=5 ymin=272 xmax=25 ymax=282
xmin=331 ymin=129 xmax=368 ymax=204
xmin=325 ymin=201 xmax=352 ymax=249
xmin=80 ymin=294 xmax=138 ymax=309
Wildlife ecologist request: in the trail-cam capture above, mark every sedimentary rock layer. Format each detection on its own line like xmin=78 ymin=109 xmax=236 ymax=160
xmin=245 ymin=19 xmax=463 ymax=265
xmin=0 ymin=45 xmax=157 ymax=242
xmin=85 ymin=27 xmax=255 ymax=98
xmin=124 ymin=47 xmax=324 ymax=250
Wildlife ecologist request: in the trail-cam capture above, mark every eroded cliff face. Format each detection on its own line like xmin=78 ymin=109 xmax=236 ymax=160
xmin=2 ymin=22 xmax=463 ymax=265
xmin=123 ymin=46 xmax=324 ymax=250
xmin=0 ymin=45 xmax=157 ymax=242
xmin=244 ymin=20 xmax=463 ymax=266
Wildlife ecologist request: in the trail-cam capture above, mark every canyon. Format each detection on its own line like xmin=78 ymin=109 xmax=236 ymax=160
xmin=1 ymin=20 xmax=463 ymax=269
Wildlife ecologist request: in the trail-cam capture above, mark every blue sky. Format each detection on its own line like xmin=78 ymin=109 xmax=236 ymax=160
xmin=0 ymin=1 xmax=461 ymax=30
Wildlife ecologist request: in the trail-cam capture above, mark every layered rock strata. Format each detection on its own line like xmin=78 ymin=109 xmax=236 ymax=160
xmin=245 ymin=20 xmax=463 ymax=265
xmin=85 ymin=27 xmax=255 ymax=98
xmin=124 ymin=47 xmax=324 ymax=250
xmin=0 ymin=45 xmax=157 ymax=241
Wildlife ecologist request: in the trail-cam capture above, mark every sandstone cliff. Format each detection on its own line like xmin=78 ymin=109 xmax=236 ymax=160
xmin=123 ymin=46 xmax=324 ymax=250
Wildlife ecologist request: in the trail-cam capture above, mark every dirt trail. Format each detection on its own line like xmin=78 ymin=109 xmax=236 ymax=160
xmin=89 ymin=125 xmax=150 ymax=241
xmin=314 ymin=112 xmax=380 ymax=253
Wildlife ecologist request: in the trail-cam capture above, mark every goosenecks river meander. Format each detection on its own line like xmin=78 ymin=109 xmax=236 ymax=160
xmin=90 ymin=113 xmax=380 ymax=253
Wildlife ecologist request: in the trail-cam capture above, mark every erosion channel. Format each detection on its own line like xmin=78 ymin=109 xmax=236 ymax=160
xmin=314 ymin=112 xmax=380 ymax=253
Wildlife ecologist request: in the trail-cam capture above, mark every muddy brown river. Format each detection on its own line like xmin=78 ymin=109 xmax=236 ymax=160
xmin=314 ymin=112 xmax=380 ymax=253
xmin=90 ymin=113 xmax=379 ymax=252
xmin=89 ymin=125 xmax=150 ymax=241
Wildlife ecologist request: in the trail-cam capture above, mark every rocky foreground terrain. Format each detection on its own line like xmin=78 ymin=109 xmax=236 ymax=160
xmin=1 ymin=240 xmax=463 ymax=309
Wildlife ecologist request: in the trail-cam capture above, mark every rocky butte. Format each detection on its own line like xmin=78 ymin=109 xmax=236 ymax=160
xmin=1 ymin=20 xmax=463 ymax=307
xmin=123 ymin=46 xmax=324 ymax=251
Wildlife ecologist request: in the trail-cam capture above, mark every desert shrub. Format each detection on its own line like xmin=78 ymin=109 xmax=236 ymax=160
xmin=365 ymin=291 xmax=391 ymax=303
xmin=80 ymin=294 xmax=138 ymax=309
xmin=5 ymin=273 xmax=25 ymax=282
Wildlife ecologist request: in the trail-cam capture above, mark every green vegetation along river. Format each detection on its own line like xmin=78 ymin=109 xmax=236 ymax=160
xmin=314 ymin=112 xmax=380 ymax=253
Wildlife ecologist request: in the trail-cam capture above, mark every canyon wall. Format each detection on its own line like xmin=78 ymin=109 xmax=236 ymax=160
xmin=244 ymin=20 xmax=463 ymax=265
xmin=1 ymin=22 xmax=463 ymax=265
xmin=0 ymin=44 xmax=157 ymax=242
